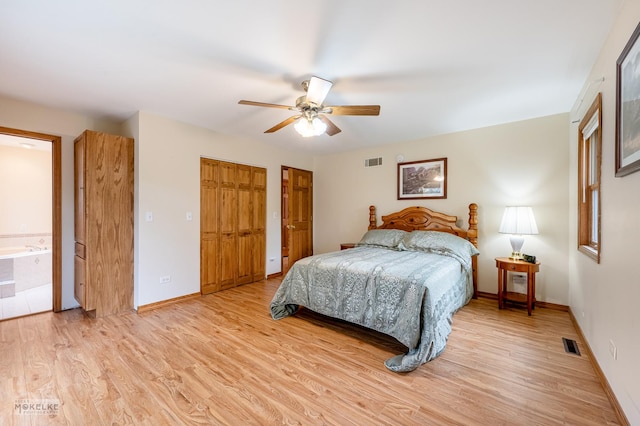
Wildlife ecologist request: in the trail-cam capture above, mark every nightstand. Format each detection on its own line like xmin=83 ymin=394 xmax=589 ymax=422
xmin=340 ymin=243 xmax=356 ymax=250
xmin=495 ymin=257 xmax=540 ymax=316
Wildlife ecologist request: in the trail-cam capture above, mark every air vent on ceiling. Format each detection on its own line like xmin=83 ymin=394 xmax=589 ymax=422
xmin=364 ymin=157 xmax=383 ymax=167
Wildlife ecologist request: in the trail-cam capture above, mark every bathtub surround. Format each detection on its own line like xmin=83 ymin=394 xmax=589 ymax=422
xmin=0 ymin=257 xmax=13 ymax=282
xmin=0 ymin=247 xmax=52 ymax=299
xmin=0 ymin=281 xmax=15 ymax=298
xmin=12 ymin=249 xmax=52 ymax=292
xmin=0 ymin=233 xmax=52 ymax=249
xmin=0 ymin=251 xmax=16 ymax=297
xmin=0 ymin=233 xmax=52 ymax=301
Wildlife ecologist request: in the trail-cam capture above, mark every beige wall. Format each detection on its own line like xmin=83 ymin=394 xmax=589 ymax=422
xmin=123 ymin=111 xmax=313 ymax=307
xmin=569 ymin=0 xmax=640 ymax=422
xmin=313 ymin=113 xmax=570 ymax=303
xmin=0 ymin=145 xmax=51 ymax=236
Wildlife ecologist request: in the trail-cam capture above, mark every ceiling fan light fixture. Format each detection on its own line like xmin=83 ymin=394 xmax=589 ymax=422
xmin=305 ymin=76 xmax=333 ymax=105
xmin=238 ymin=75 xmax=379 ymax=137
xmin=294 ymin=116 xmax=326 ymax=137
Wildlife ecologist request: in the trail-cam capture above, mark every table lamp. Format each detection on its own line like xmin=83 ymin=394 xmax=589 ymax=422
xmin=499 ymin=206 xmax=538 ymax=260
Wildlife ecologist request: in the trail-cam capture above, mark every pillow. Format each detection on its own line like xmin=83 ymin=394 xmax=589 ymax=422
xmin=398 ymin=230 xmax=479 ymax=268
xmin=356 ymin=229 xmax=408 ymax=250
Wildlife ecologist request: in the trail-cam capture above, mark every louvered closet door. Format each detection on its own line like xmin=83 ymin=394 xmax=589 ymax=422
xmin=200 ymin=158 xmax=219 ymax=295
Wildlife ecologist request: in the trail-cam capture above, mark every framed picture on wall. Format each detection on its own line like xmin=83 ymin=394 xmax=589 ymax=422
xmin=397 ymin=158 xmax=447 ymax=200
xmin=615 ymin=21 xmax=640 ymax=177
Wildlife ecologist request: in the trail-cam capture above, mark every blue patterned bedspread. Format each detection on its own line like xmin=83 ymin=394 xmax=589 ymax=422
xmin=270 ymin=246 xmax=474 ymax=372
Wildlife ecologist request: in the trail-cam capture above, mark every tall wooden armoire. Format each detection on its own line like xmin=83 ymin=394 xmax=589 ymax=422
xmin=74 ymin=130 xmax=134 ymax=318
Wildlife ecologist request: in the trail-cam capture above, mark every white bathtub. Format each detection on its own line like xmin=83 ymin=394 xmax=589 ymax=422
xmin=0 ymin=246 xmax=52 ymax=293
xmin=0 ymin=246 xmax=49 ymax=258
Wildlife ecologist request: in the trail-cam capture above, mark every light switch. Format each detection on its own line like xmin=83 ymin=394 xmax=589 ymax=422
xmin=186 ymin=212 xmax=193 ymax=221
xmin=145 ymin=211 xmax=153 ymax=222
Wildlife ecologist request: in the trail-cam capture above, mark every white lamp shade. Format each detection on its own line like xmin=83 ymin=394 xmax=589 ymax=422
xmin=499 ymin=206 xmax=538 ymax=235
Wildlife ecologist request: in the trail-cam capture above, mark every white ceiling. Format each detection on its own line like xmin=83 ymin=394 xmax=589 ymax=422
xmin=0 ymin=0 xmax=623 ymax=154
xmin=0 ymin=134 xmax=51 ymax=151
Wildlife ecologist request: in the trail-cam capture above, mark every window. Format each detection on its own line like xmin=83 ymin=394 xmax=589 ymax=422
xmin=578 ymin=93 xmax=602 ymax=263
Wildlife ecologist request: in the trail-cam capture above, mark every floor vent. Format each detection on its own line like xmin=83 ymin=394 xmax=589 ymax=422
xmin=562 ymin=337 xmax=581 ymax=356
xmin=364 ymin=157 xmax=382 ymax=167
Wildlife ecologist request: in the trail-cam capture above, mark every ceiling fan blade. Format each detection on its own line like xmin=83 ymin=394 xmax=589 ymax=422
xmin=318 ymin=115 xmax=342 ymax=136
xmin=238 ymin=100 xmax=293 ymax=110
xmin=264 ymin=115 xmax=300 ymax=133
xmin=306 ymin=76 xmax=333 ymax=105
xmin=325 ymin=105 xmax=381 ymax=116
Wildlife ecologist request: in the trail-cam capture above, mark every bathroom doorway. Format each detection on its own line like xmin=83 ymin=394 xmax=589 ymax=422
xmin=0 ymin=127 xmax=61 ymax=320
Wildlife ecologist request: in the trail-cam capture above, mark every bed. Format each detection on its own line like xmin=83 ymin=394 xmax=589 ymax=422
xmin=270 ymin=204 xmax=479 ymax=372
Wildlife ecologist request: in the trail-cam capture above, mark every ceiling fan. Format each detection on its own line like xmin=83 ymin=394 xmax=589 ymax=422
xmin=238 ymin=76 xmax=380 ymax=137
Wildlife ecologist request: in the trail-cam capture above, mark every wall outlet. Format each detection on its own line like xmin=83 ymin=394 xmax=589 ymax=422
xmin=609 ymin=339 xmax=617 ymax=360
xmin=159 ymin=275 xmax=171 ymax=284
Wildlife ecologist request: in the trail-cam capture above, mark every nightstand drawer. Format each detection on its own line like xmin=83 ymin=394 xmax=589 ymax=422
xmin=503 ymin=262 xmax=530 ymax=273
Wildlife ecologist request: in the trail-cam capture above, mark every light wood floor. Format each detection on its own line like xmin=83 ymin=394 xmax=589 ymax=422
xmin=0 ymin=278 xmax=619 ymax=425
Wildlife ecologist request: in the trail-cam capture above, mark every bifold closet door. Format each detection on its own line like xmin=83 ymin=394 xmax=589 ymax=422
xmin=201 ymin=158 xmax=266 ymax=294
xmin=219 ymin=161 xmax=237 ymax=291
xmin=252 ymin=167 xmax=266 ymax=282
xmin=200 ymin=159 xmax=219 ymax=294
xmin=237 ymin=164 xmax=253 ymax=286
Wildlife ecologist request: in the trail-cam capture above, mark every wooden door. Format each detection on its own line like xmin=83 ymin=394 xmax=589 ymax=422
xmin=201 ymin=159 xmax=267 ymax=294
xmin=252 ymin=167 xmax=267 ymax=281
xmin=236 ymin=164 xmax=253 ymax=285
xmin=281 ymin=169 xmax=290 ymax=274
xmin=200 ymin=158 xmax=219 ymax=294
xmin=286 ymin=168 xmax=313 ymax=270
xmin=219 ymin=162 xmax=237 ymax=291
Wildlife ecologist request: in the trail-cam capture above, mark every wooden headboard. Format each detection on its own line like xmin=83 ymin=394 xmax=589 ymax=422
xmin=368 ymin=204 xmax=479 ymax=298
